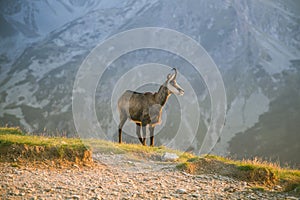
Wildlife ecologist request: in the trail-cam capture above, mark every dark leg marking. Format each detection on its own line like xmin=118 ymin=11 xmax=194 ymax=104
xmin=149 ymin=126 xmax=155 ymax=147
xmin=142 ymin=126 xmax=147 ymax=146
xmin=136 ymin=123 xmax=143 ymax=144
xmin=118 ymin=113 xmax=127 ymax=144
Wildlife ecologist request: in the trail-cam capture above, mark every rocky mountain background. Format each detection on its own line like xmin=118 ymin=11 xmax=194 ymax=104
xmin=0 ymin=0 xmax=299 ymax=166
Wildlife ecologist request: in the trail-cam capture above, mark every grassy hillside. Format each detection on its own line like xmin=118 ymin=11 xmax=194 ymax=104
xmin=0 ymin=127 xmax=299 ymax=194
xmin=0 ymin=127 xmax=91 ymax=166
xmin=177 ymin=155 xmax=300 ymax=193
xmin=0 ymin=127 xmax=194 ymax=164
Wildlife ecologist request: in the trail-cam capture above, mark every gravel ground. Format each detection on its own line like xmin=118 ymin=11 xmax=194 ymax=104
xmin=0 ymin=153 xmax=299 ymax=200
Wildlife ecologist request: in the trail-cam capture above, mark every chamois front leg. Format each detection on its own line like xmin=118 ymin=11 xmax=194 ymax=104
xmin=149 ymin=126 xmax=155 ymax=147
xmin=142 ymin=126 xmax=147 ymax=146
xmin=136 ymin=123 xmax=143 ymax=144
xmin=118 ymin=113 xmax=127 ymax=144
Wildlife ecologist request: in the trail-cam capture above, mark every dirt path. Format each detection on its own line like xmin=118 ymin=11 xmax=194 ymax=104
xmin=0 ymin=153 xmax=298 ymax=200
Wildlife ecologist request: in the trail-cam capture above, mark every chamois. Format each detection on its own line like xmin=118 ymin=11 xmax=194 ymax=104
xmin=117 ymin=68 xmax=184 ymax=146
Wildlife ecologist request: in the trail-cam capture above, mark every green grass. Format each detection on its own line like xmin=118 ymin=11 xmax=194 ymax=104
xmin=0 ymin=127 xmax=24 ymax=135
xmin=1 ymin=127 xmax=299 ymax=193
xmin=86 ymin=139 xmax=195 ymax=162
xmin=0 ymin=127 xmax=194 ymax=163
xmin=0 ymin=132 xmax=87 ymax=150
xmin=181 ymin=154 xmax=300 ymax=193
xmin=0 ymin=127 xmax=194 ymax=162
xmin=250 ymin=186 xmax=265 ymax=192
xmin=204 ymin=154 xmax=300 ymax=182
xmin=0 ymin=127 xmax=89 ymax=163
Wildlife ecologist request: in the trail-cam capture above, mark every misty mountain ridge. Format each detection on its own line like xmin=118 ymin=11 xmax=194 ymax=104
xmin=0 ymin=0 xmax=299 ymax=165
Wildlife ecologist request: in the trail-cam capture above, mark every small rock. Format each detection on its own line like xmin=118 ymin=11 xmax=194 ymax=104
xmin=6 ymin=174 xmax=14 ymax=179
xmin=44 ymin=188 xmax=53 ymax=192
xmin=176 ymin=188 xmax=187 ymax=194
xmin=181 ymin=172 xmax=192 ymax=177
xmin=13 ymin=169 xmax=22 ymax=175
xmin=56 ymin=186 xmax=64 ymax=190
xmin=19 ymin=192 xmax=25 ymax=196
xmin=224 ymin=186 xmax=236 ymax=193
xmin=171 ymin=193 xmax=180 ymax=198
xmin=274 ymin=185 xmax=282 ymax=190
xmin=242 ymin=181 xmax=248 ymax=186
xmin=73 ymin=164 xmax=80 ymax=169
xmin=92 ymin=195 xmax=101 ymax=200
xmin=162 ymin=153 xmax=179 ymax=161
xmin=71 ymin=195 xmax=80 ymax=199
xmin=8 ymin=189 xmax=19 ymax=196
xmin=249 ymin=195 xmax=256 ymax=200
xmin=190 ymin=193 xmax=200 ymax=198
xmin=127 ymin=161 xmax=134 ymax=165
xmin=286 ymin=196 xmax=299 ymax=200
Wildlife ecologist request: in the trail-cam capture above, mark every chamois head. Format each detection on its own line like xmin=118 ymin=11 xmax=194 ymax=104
xmin=166 ymin=68 xmax=184 ymax=96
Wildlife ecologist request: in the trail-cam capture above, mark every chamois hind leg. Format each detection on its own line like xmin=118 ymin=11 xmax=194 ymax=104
xmin=142 ymin=126 xmax=147 ymax=146
xmin=136 ymin=123 xmax=143 ymax=144
xmin=149 ymin=126 xmax=155 ymax=147
xmin=118 ymin=112 xmax=127 ymax=144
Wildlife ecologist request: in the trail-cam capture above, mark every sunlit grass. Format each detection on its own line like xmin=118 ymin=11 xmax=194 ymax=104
xmin=85 ymin=139 xmax=195 ymax=162
xmin=196 ymin=154 xmax=300 ymax=192
xmin=1 ymin=127 xmax=299 ymax=192
xmin=0 ymin=132 xmax=86 ymax=150
xmin=0 ymin=127 xmax=88 ymax=163
xmin=0 ymin=127 xmax=24 ymax=135
xmin=204 ymin=154 xmax=300 ymax=178
xmin=0 ymin=127 xmax=194 ymax=162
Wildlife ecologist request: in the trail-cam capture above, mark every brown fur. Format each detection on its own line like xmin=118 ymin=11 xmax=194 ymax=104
xmin=117 ymin=69 xmax=183 ymax=146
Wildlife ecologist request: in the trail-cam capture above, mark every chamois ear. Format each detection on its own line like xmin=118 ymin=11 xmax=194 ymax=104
xmin=172 ymin=68 xmax=177 ymax=80
xmin=167 ymin=68 xmax=177 ymax=81
xmin=167 ymin=73 xmax=175 ymax=81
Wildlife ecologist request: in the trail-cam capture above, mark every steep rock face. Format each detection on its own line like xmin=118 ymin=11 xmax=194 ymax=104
xmin=0 ymin=0 xmax=299 ymax=164
xmin=228 ymin=61 xmax=300 ymax=165
xmin=209 ymin=0 xmax=300 ymax=165
xmin=0 ymin=0 xmax=157 ymax=134
xmin=0 ymin=0 xmax=136 ymax=74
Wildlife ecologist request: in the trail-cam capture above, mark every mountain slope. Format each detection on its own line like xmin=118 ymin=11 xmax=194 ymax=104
xmin=0 ymin=0 xmax=299 ymax=164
